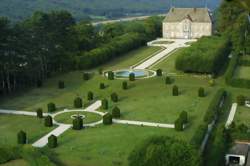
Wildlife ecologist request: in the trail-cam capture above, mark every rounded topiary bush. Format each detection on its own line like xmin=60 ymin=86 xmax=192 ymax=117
xmin=112 ymin=106 xmax=121 ymax=118
xmin=198 ymin=87 xmax=205 ymax=97
xmin=48 ymin=135 xmax=57 ymax=148
xmin=209 ymin=79 xmax=215 ymax=86
xmin=17 ymin=130 xmax=27 ymax=144
xmin=74 ymin=97 xmax=83 ymax=108
xmin=44 ymin=116 xmax=53 ymax=127
xmin=36 ymin=108 xmax=43 ymax=118
xmin=165 ymin=76 xmax=172 ymax=84
xmin=58 ymin=81 xmax=65 ymax=89
xmin=129 ymin=73 xmax=135 ymax=81
xmin=174 ymin=118 xmax=183 ymax=131
xmin=83 ymin=72 xmax=90 ymax=80
xmin=108 ymin=71 xmax=114 ymax=80
xmin=100 ymin=83 xmax=105 ymax=89
xmin=172 ymin=85 xmax=179 ymax=96
xmin=122 ymin=81 xmax=128 ymax=90
xmin=72 ymin=116 xmax=83 ymax=130
xmin=87 ymin=91 xmax=94 ymax=101
xmin=103 ymin=113 xmax=112 ymax=125
xmin=102 ymin=99 xmax=108 ymax=110
xmin=237 ymin=95 xmax=246 ymax=106
xmin=111 ymin=92 xmax=118 ymax=102
xmin=47 ymin=102 xmax=56 ymax=113
xmin=156 ymin=69 xmax=162 ymax=76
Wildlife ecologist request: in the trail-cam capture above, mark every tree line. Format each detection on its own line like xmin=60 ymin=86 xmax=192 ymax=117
xmin=0 ymin=11 xmax=162 ymax=95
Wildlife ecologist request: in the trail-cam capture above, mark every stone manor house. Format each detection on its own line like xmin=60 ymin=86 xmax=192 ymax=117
xmin=162 ymin=8 xmax=212 ymax=39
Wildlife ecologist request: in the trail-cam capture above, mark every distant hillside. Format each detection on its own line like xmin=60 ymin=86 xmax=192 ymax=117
xmin=0 ymin=0 xmax=221 ymax=21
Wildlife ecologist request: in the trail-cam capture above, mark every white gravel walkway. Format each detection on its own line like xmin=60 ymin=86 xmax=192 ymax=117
xmin=113 ymin=119 xmax=175 ymax=128
xmin=134 ymin=39 xmax=196 ymax=70
xmin=0 ymin=109 xmax=48 ymax=116
xmin=225 ymin=103 xmax=238 ymax=128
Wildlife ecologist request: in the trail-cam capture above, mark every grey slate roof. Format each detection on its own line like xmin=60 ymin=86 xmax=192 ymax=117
xmin=229 ymin=144 xmax=249 ymax=156
xmin=163 ymin=8 xmax=211 ymax=23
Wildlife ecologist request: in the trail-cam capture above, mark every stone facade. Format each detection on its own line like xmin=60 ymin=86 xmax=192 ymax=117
xmin=163 ymin=8 xmax=212 ymax=39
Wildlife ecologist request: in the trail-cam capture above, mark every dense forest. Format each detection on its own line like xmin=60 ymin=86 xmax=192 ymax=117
xmin=0 ymin=0 xmax=221 ymax=21
xmin=0 ymin=11 xmax=162 ymax=95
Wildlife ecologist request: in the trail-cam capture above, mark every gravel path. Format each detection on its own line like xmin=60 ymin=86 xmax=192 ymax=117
xmin=113 ymin=119 xmax=175 ymax=128
xmin=225 ymin=103 xmax=238 ymax=128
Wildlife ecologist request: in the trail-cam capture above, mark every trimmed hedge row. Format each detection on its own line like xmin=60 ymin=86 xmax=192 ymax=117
xmin=175 ymin=36 xmax=231 ymax=74
xmin=225 ymin=55 xmax=250 ymax=89
xmin=78 ymin=33 xmax=147 ymax=69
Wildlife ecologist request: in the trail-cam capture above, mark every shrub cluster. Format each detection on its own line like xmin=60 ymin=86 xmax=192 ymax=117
xmin=175 ymin=36 xmax=231 ymax=74
xmin=44 ymin=116 xmax=53 ymax=127
xmin=129 ymin=73 xmax=135 ymax=81
xmin=107 ymin=71 xmax=114 ymax=80
xmin=175 ymin=111 xmax=188 ymax=131
xmin=17 ymin=130 xmax=27 ymax=144
xmin=111 ymin=92 xmax=118 ymax=102
xmin=74 ymin=97 xmax=83 ymax=108
xmin=102 ymin=99 xmax=108 ymax=110
xmin=103 ymin=113 xmax=112 ymax=125
xmin=47 ymin=103 xmax=56 ymax=113
xmin=48 ymin=135 xmax=57 ymax=148
xmin=58 ymin=81 xmax=65 ymax=89
xmin=36 ymin=108 xmax=43 ymax=118
xmin=72 ymin=117 xmax=83 ymax=130
xmin=122 ymin=81 xmax=128 ymax=90
xmin=78 ymin=33 xmax=147 ymax=69
xmin=112 ymin=106 xmax=121 ymax=118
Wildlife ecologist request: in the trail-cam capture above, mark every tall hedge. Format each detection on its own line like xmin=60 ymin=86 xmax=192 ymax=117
xmin=122 ymin=81 xmax=128 ymax=90
xmin=103 ymin=113 xmax=112 ymax=125
xmin=129 ymin=73 xmax=135 ymax=81
xmin=111 ymin=92 xmax=118 ymax=102
xmin=36 ymin=108 xmax=43 ymax=118
xmin=17 ymin=130 xmax=27 ymax=144
xmin=112 ymin=106 xmax=121 ymax=118
xmin=48 ymin=135 xmax=57 ymax=148
xmin=74 ymin=97 xmax=83 ymax=108
xmin=172 ymin=85 xmax=179 ymax=96
xmin=72 ymin=117 xmax=83 ymax=130
xmin=175 ymin=36 xmax=231 ymax=74
xmin=44 ymin=116 xmax=53 ymax=127
xmin=108 ymin=71 xmax=114 ymax=80
xmin=87 ymin=91 xmax=94 ymax=101
xmin=102 ymin=99 xmax=108 ymax=110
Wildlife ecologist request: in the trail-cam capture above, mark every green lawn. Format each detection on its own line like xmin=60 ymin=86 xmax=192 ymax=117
xmin=0 ymin=115 xmax=54 ymax=146
xmin=0 ymin=159 xmax=28 ymax=166
xmin=54 ymin=111 xmax=102 ymax=124
xmin=234 ymin=66 xmax=250 ymax=79
xmin=235 ymin=106 xmax=250 ymax=127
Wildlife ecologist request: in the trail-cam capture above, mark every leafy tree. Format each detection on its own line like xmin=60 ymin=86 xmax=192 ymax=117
xmin=48 ymin=135 xmax=57 ymax=148
xmin=47 ymin=103 xmax=56 ymax=113
xmin=74 ymin=97 xmax=83 ymax=108
xmin=87 ymin=91 xmax=94 ymax=101
xmin=17 ymin=130 xmax=27 ymax=144
xmin=36 ymin=108 xmax=43 ymax=118
xmin=128 ymin=136 xmax=201 ymax=166
xmin=103 ymin=113 xmax=112 ymax=125
xmin=112 ymin=106 xmax=121 ymax=118
xmin=44 ymin=116 xmax=53 ymax=127
xmin=111 ymin=92 xmax=118 ymax=102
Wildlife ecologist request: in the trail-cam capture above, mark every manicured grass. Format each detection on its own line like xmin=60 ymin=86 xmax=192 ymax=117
xmin=0 ymin=115 xmax=55 ymax=146
xmin=234 ymin=66 xmax=250 ymax=79
xmin=54 ymin=111 xmax=102 ymax=124
xmin=0 ymin=159 xmax=28 ymax=166
xmin=234 ymin=106 xmax=250 ymax=127
xmin=53 ymin=125 xmax=195 ymax=166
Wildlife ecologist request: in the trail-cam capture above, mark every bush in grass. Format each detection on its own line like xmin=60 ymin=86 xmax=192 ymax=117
xmin=172 ymin=85 xmax=179 ymax=96
xmin=103 ymin=113 xmax=112 ymax=125
xmin=111 ymin=92 xmax=118 ymax=102
xmin=156 ymin=69 xmax=162 ymax=76
xmin=174 ymin=118 xmax=183 ymax=131
xmin=180 ymin=111 xmax=188 ymax=124
xmin=74 ymin=97 xmax=83 ymax=108
xmin=100 ymin=83 xmax=105 ymax=89
xmin=129 ymin=73 xmax=135 ymax=81
xmin=165 ymin=76 xmax=172 ymax=84
xmin=44 ymin=116 xmax=53 ymax=127
xmin=122 ymin=81 xmax=128 ymax=90
xmin=36 ymin=108 xmax=43 ymax=118
xmin=198 ymin=87 xmax=205 ymax=97
xmin=102 ymin=99 xmax=108 ymax=110
xmin=17 ymin=130 xmax=26 ymax=144
xmin=83 ymin=72 xmax=90 ymax=80
xmin=47 ymin=103 xmax=56 ymax=113
xmin=48 ymin=135 xmax=57 ymax=148
xmin=58 ymin=81 xmax=65 ymax=89
xmin=112 ymin=106 xmax=121 ymax=118
xmin=209 ymin=79 xmax=215 ymax=87
xmin=87 ymin=91 xmax=94 ymax=101
xmin=237 ymin=95 xmax=246 ymax=106
xmin=72 ymin=116 xmax=83 ymax=130
xmin=108 ymin=71 xmax=114 ymax=80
